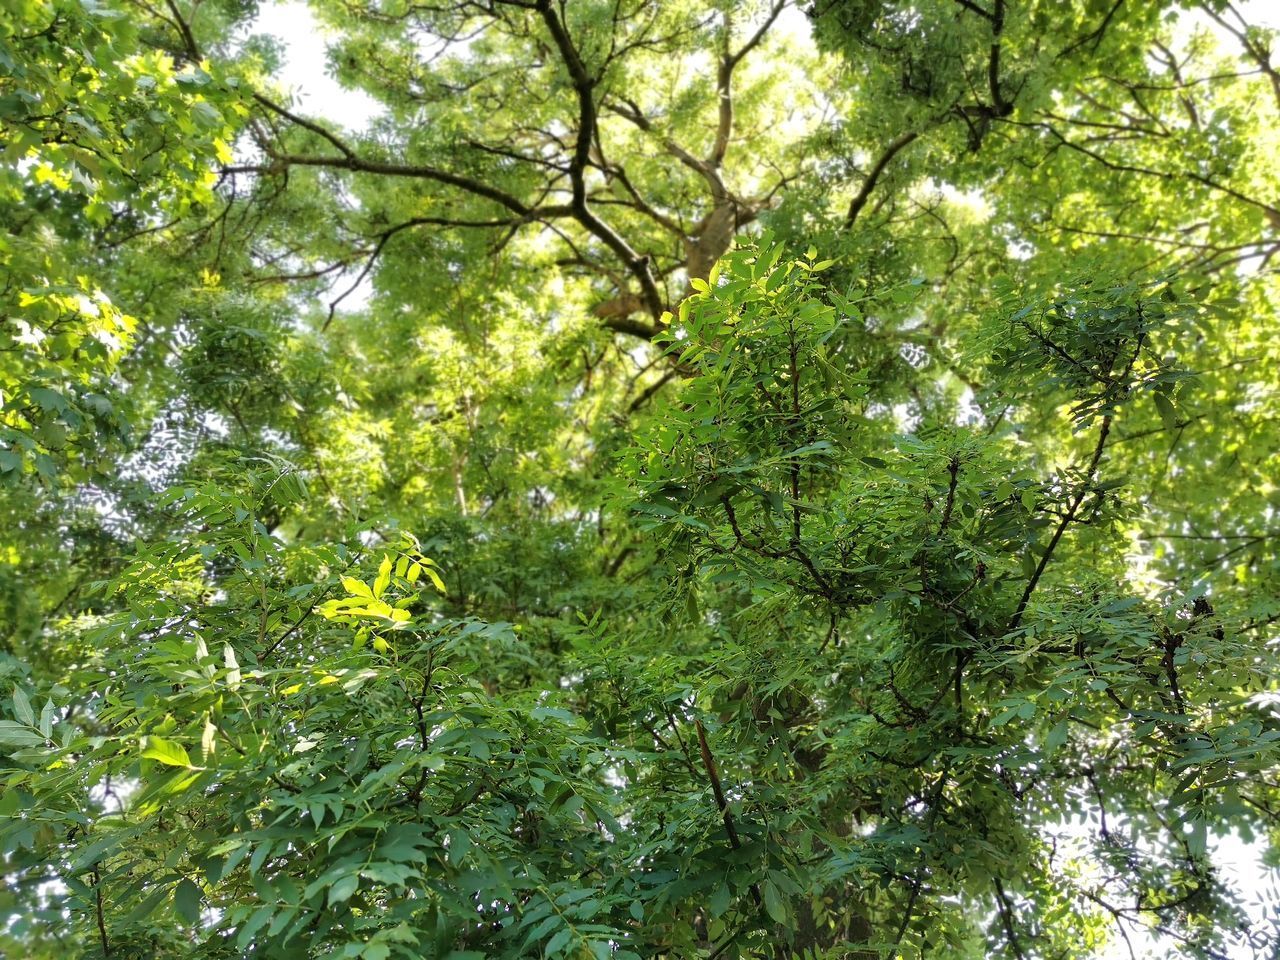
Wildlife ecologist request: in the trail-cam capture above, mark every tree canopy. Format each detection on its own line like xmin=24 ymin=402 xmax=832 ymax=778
xmin=2 ymin=0 xmax=1280 ymax=958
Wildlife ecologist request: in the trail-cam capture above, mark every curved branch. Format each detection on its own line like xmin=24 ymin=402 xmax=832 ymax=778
xmin=245 ymin=150 xmax=538 ymax=216
xmin=844 ymin=130 xmax=920 ymax=228
xmin=320 ymin=214 xmax=519 ymax=329
xmin=600 ymin=313 xmax=661 ymax=341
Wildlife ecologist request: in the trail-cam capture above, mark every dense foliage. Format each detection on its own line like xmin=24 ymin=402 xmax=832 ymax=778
xmin=3 ymin=0 xmax=1280 ymax=957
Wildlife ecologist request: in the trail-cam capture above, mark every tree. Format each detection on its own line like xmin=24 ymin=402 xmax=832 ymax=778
xmin=2 ymin=0 xmax=1279 ymax=958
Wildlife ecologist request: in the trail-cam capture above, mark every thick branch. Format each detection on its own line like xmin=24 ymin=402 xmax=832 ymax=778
xmin=164 ymin=0 xmax=199 ymax=60
xmin=950 ymin=0 xmax=995 ymax=21
xmin=92 ymin=866 xmax=111 ymax=957
xmin=987 ymin=0 xmax=1010 ymax=114
xmin=994 ymin=878 xmax=1028 ymax=960
xmin=536 ymin=0 xmax=665 ymax=323
xmin=601 ymin=312 xmax=661 ymax=341
xmin=694 ymin=718 xmax=765 ymax=912
xmin=246 ymin=85 xmax=664 ymax=330
xmin=712 ymin=1 xmax=787 ymax=168
xmin=240 ymin=149 xmax=537 ymax=216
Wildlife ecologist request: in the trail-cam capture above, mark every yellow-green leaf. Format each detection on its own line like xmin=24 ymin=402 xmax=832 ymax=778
xmin=373 ymin=555 xmax=392 ymax=598
xmin=141 ymin=736 xmax=193 ymax=768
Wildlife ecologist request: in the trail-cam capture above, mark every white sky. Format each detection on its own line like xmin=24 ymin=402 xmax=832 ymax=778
xmin=250 ymin=2 xmax=384 ymax=128
xmin=241 ymin=4 xmax=1280 ymax=956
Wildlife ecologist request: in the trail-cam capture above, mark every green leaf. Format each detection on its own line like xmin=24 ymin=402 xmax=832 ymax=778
xmin=1186 ymin=818 xmax=1208 ymax=858
xmin=990 ymin=704 xmax=1022 ymax=727
xmin=249 ymin=841 xmax=273 ymax=876
xmin=0 ymin=720 xmax=46 ymax=747
xmin=447 ymin=827 xmax=471 ymax=865
xmin=545 ymin=927 xmax=573 ymax=955
xmin=67 ymin=829 xmax=137 ymax=875
xmin=236 ymin=905 xmax=274 ymax=949
xmin=373 ymin=554 xmax=392 ymax=598
xmin=1153 ymin=390 xmax=1178 ymax=431
xmin=328 ymin=874 xmax=359 ymax=906
xmin=1020 ymin=551 xmax=1037 ymax=579
xmin=1044 ymin=720 xmax=1068 ymax=753
xmin=129 ymin=886 xmax=171 ymax=923
xmin=174 ymin=878 xmax=202 ymax=923
xmin=11 ymin=686 xmax=33 ymax=726
xmin=420 ymin=561 xmax=446 ymax=594
xmin=141 ymin=735 xmax=193 ymax=768
xmin=341 ymin=576 xmax=373 ymax=599
xmin=762 ymin=879 xmax=787 ymax=924
xmin=29 ymin=387 xmax=65 ymax=412
xmin=224 ymin=643 xmax=241 ymax=690
xmin=709 ymin=882 xmax=731 ymax=918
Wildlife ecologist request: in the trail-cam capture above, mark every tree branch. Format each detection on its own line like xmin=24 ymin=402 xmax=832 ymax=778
xmin=994 ymin=878 xmax=1028 ymax=960
xmin=1008 ymin=414 xmax=1112 ymax=632
xmin=712 ymin=1 xmax=788 ymax=168
xmin=92 ymin=865 xmax=111 ymax=957
xmin=536 ymin=0 xmax=666 ymax=322
xmin=844 ymin=130 xmax=920 ymax=227
xmin=694 ymin=718 xmax=765 ymax=910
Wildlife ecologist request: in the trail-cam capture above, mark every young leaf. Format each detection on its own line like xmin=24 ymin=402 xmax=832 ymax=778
xmin=141 ymin=736 xmax=193 ymax=768
xmin=373 ymin=554 xmax=392 ymax=598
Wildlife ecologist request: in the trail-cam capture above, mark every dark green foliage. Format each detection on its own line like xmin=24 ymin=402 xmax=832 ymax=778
xmin=3 ymin=1 xmax=1280 ymax=958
